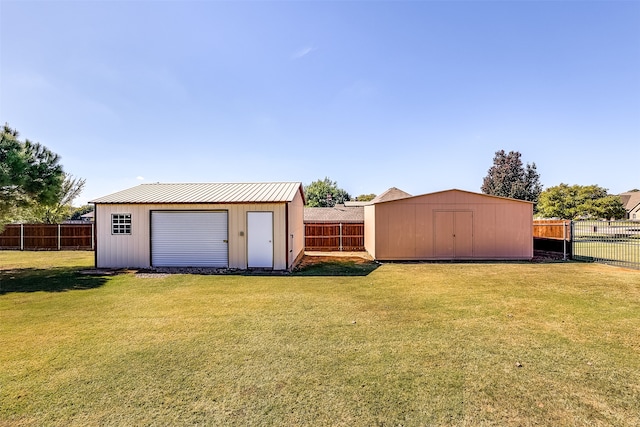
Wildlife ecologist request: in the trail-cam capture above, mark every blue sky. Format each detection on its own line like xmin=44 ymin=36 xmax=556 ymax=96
xmin=1 ymin=0 xmax=639 ymax=206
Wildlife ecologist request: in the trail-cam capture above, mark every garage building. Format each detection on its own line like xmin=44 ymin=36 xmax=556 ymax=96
xmin=364 ymin=189 xmax=533 ymax=261
xmin=91 ymin=182 xmax=305 ymax=270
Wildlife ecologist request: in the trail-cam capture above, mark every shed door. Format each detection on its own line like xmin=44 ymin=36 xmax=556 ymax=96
xmin=434 ymin=211 xmax=473 ymax=258
xmin=454 ymin=211 xmax=473 ymax=257
xmin=247 ymin=212 xmax=273 ymax=268
xmin=434 ymin=211 xmax=455 ymax=258
xmin=151 ymin=211 xmax=228 ymax=267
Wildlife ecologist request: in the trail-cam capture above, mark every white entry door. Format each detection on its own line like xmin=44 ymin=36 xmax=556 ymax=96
xmin=247 ymin=212 xmax=273 ymax=268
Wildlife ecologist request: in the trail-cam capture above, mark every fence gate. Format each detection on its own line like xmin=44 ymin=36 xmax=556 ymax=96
xmin=571 ymin=220 xmax=640 ymax=270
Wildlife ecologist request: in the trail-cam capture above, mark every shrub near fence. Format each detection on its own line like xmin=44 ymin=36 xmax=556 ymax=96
xmin=305 ymin=223 xmax=365 ymax=251
xmin=0 ymin=224 xmax=95 ymax=250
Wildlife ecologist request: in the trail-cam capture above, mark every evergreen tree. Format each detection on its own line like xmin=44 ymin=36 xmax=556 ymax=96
xmin=481 ymin=150 xmax=542 ymax=208
xmin=1 ymin=124 xmax=65 ymax=228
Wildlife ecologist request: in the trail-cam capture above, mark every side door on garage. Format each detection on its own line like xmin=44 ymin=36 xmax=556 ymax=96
xmin=247 ymin=211 xmax=274 ymax=268
xmin=151 ymin=211 xmax=228 ymax=267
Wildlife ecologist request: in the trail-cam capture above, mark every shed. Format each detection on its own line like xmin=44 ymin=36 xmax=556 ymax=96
xmin=364 ymin=189 xmax=533 ymax=260
xmin=90 ymin=182 xmax=305 ymax=270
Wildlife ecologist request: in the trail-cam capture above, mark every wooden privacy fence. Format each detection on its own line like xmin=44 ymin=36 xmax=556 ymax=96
xmin=533 ymin=220 xmax=571 ymax=240
xmin=305 ymin=223 xmax=365 ymax=251
xmin=0 ymin=224 xmax=95 ymax=250
xmin=533 ymin=219 xmax=572 ymax=259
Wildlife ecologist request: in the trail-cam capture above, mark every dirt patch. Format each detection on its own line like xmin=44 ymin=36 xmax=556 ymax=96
xmin=296 ymin=255 xmax=374 ymax=270
xmin=531 ymin=250 xmax=568 ymax=263
xmin=79 ymin=269 xmax=130 ymax=276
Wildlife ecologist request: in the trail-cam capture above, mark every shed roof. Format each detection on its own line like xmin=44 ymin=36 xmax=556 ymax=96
xmin=91 ymin=182 xmax=304 ymax=204
xmin=304 ymin=205 xmax=364 ymax=223
xmin=373 ymin=189 xmax=534 ymax=205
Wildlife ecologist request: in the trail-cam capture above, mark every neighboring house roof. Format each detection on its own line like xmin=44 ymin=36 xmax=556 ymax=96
xmin=304 ymin=204 xmax=364 ymax=223
xmin=370 ymin=187 xmax=412 ymax=204
xmin=620 ymin=191 xmax=640 ymax=213
xmin=90 ymin=182 xmax=304 ymax=204
xmin=81 ymin=211 xmax=94 ymax=218
xmin=344 ymin=201 xmax=371 ymax=207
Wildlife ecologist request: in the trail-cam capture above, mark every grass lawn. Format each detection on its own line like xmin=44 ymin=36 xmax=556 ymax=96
xmin=1 ymin=252 xmax=639 ymax=426
xmin=573 ymin=240 xmax=640 ymax=268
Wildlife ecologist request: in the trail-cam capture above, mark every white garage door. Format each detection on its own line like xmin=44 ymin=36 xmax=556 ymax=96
xmin=151 ymin=211 xmax=228 ymax=267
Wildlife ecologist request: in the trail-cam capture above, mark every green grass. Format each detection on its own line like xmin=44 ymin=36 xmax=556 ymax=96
xmin=1 ymin=252 xmax=639 ymax=426
xmin=573 ymin=241 xmax=640 ymax=267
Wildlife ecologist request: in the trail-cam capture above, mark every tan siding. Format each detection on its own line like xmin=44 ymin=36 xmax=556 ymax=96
xmin=415 ymin=204 xmax=434 ymax=258
xmin=364 ymin=205 xmax=376 ymax=258
xmin=96 ymin=204 xmax=150 ymax=268
xmin=388 ymin=204 xmax=416 ymax=258
xmin=288 ymin=190 xmax=305 ymax=268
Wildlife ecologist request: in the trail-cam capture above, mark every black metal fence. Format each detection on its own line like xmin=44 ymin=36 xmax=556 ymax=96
xmin=571 ymin=220 xmax=640 ymax=270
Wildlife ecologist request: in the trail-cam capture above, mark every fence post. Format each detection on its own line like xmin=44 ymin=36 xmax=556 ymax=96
xmin=569 ymin=221 xmax=574 ymax=261
xmin=563 ymin=221 xmax=567 ymax=261
xmin=20 ymin=223 xmax=24 ymax=251
xmin=58 ymin=224 xmax=61 ymax=250
xmin=339 ymin=223 xmax=343 ymax=252
xmin=92 ymin=223 xmax=95 ymax=250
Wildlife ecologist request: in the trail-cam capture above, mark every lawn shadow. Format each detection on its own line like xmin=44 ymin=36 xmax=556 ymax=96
xmin=292 ymin=257 xmax=380 ymax=276
xmin=0 ymin=267 xmax=110 ymax=294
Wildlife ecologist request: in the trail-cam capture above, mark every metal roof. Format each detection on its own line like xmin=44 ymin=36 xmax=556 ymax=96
xmin=304 ymin=205 xmax=364 ymax=223
xmin=91 ymin=182 xmax=304 ymax=204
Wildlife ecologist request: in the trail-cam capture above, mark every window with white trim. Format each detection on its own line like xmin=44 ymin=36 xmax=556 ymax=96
xmin=112 ymin=214 xmax=132 ymax=234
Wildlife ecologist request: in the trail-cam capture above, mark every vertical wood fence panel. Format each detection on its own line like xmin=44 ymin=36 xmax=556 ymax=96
xmin=0 ymin=224 xmax=95 ymax=250
xmin=305 ymin=223 xmax=364 ymax=251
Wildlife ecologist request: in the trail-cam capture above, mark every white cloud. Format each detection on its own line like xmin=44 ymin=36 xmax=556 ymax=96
xmin=136 ymin=176 xmax=144 ymax=181
xmin=291 ymin=46 xmax=317 ymax=59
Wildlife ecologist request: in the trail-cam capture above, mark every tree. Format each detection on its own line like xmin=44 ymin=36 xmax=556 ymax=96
xmin=1 ymin=124 xmax=64 ymax=228
xmin=304 ymin=177 xmax=351 ymax=207
xmin=18 ymin=174 xmax=86 ymax=223
xmin=481 ymin=150 xmax=542 ymax=208
xmin=355 ymin=193 xmax=376 ymax=202
xmin=70 ymin=204 xmax=94 ymax=221
xmin=536 ymin=184 xmax=626 ymax=220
